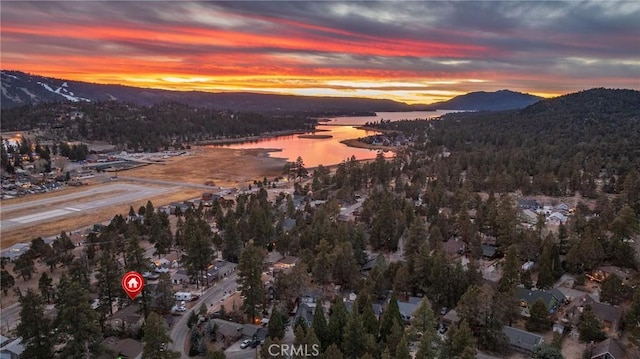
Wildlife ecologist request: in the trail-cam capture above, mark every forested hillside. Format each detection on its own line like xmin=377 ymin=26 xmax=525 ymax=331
xmin=0 ymin=101 xmax=315 ymax=151
xmin=377 ymin=88 xmax=640 ymax=198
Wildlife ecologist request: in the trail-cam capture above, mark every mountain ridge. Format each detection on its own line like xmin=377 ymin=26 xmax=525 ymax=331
xmin=1 ymin=70 xmax=549 ymax=112
xmin=425 ymin=89 xmax=543 ymax=111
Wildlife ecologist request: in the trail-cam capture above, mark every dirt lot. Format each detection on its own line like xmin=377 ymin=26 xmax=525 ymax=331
xmin=0 ymin=186 xmax=202 ymax=249
xmin=1 ymin=147 xmax=290 ymax=249
xmin=122 ymin=147 xmax=287 ymax=187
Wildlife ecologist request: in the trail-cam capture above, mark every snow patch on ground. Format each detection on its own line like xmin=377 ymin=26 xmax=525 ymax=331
xmin=1 ymin=71 xmax=19 ymax=80
xmin=2 ymin=85 xmax=23 ymax=103
xmin=20 ymin=87 xmax=38 ymax=100
xmin=37 ymin=81 xmax=90 ymax=102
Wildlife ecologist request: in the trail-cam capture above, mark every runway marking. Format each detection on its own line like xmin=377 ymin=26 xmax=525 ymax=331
xmin=11 ymin=209 xmax=71 ymax=224
xmin=65 ymin=207 xmax=82 ymax=212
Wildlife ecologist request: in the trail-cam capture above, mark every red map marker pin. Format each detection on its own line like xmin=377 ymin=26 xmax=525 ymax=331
xmin=122 ymin=271 xmax=144 ymax=300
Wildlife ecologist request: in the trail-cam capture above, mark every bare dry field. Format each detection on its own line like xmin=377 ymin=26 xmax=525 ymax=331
xmin=0 ymin=187 xmax=202 ymax=249
xmin=1 ymin=147 xmax=288 ymax=249
xmin=122 ymin=146 xmax=287 ymax=187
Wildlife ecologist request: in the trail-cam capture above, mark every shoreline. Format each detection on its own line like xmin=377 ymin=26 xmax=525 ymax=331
xmin=340 ymin=138 xmax=402 ymax=151
xmin=355 ymin=125 xmax=400 ymax=134
xmin=194 ymin=129 xmax=309 ymax=146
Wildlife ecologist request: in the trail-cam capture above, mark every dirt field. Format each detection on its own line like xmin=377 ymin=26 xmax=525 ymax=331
xmin=0 ymin=187 xmax=202 ymax=249
xmin=122 ymin=147 xmax=287 ymax=187
xmin=0 ymin=147 xmax=288 ymax=249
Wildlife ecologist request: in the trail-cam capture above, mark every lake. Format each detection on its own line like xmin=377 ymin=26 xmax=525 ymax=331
xmin=212 ymin=110 xmax=454 ymax=168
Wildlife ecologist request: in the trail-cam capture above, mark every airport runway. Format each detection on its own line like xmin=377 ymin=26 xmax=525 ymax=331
xmin=0 ymin=183 xmax=176 ymax=231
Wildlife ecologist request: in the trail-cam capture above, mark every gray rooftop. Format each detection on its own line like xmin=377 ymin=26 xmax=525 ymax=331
xmin=503 ymin=326 xmax=543 ymax=352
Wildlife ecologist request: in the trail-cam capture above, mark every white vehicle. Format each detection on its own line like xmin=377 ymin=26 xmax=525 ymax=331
xmin=175 ymin=292 xmax=193 ymax=301
xmin=240 ymin=339 xmax=251 ymax=349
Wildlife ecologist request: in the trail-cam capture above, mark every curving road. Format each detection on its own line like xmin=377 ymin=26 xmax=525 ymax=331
xmin=169 ymin=273 xmax=239 ymax=359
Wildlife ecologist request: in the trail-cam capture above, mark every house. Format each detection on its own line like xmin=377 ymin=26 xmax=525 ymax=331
xmin=294 ymin=297 xmax=318 ymax=326
xmin=590 ymin=338 xmax=627 ymax=359
xmin=0 ymin=243 xmax=30 ymax=262
xmin=565 ymin=295 xmax=622 ymax=335
xmin=0 ymin=338 xmax=23 ymax=359
xmin=442 ymin=309 xmax=460 ymax=327
xmin=481 ymin=244 xmax=498 ymax=259
xmin=211 ymin=318 xmax=243 ymax=345
xmin=503 ymin=326 xmax=544 ymax=353
xmin=360 ymin=258 xmax=378 ymax=273
xmin=518 ymin=199 xmax=540 ymax=210
xmin=443 ymin=239 xmax=465 ymax=257
xmin=397 ymin=297 xmax=423 ymax=323
xmin=554 ymin=203 xmax=570 ymax=214
xmin=106 ymin=304 xmax=144 ymax=335
xmin=274 ymin=256 xmax=299 ymax=270
xmin=548 ymin=212 xmax=568 ymax=224
xmin=521 ymin=209 xmax=539 ymax=224
xmin=518 ymin=288 xmax=566 ymax=314
xmin=98 ymin=337 xmax=143 ymax=359
xmin=281 ymin=218 xmax=296 ymax=233
xmin=172 ymin=269 xmax=190 ymax=285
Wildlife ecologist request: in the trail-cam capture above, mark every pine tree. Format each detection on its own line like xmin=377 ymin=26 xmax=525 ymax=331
xmin=393 ymin=263 xmax=411 ymax=297
xmin=405 ymin=216 xmax=427 ymax=273
xmin=379 ymin=291 xmax=403 ymax=343
xmin=237 ymin=243 xmax=266 ymax=322
xmin=360 ymin=296 xmax=379 ymax=336
xmin=143 ymin=311 xmax=180 ymax=358
xmin=447 ymin=319 xmax=475 ymax=358
xmin=17 ymin=289 xmax=53 ymax=359
xmin=313 ymin=301 xmax=330 ymax=350
xmin=1 ymin=269 xmax=15 ymax=295
xmin=624 ymin=286 xmax=640 ymax=342
xmin=396 ymin=335 xmax=410 ymax=359
xmin=536 ymin=264 xmax=555 ymax=290
xmin=323 ymin=343 xmax=344 ymax=359
xmin=526 ymin=299 xmax=551 ymax=332
xmin=386 ymin=321 xmax=403 ymax=357
xmin=55 ymin=275 xmax=103 ymax=358
xmin=268 ymin=308 xmax=288 ymax=340
xmin=342 ymin=301 xmax=365 ymax=358
xmin=416 ymin=329 xmax=439 ymax=359
xmin=410 ymin=298 xmax=436 ymax=340
xmin=600 ymin=274 xmax=626 ymax=305
xmin=328 ymin=299 xmax=348 ymax=348
xmin=38 ymin=272 xmax=54 ymax=303
xmin=578 ymin=304 xmax=606 ymax=342
xmin=498 ymin=245 xmax=520 ymax=293
xmin=531 ymin=344 xmax=563 ymax=359
xmin=95 ymin=249 xmax=122 ymax=316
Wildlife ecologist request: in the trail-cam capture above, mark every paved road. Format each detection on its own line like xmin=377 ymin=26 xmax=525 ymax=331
xmin=170 ymin=273 xmax=239 ymax=359
xmin=0 ymin=183 xmax=173 ymax=231
xmin=116 ymin=176 xmax=221 ymax=190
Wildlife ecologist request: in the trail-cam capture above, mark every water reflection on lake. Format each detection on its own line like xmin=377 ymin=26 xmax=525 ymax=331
xmin=211 ymin=111 xmax=452 ymax=168
xmin=321 ymin=110 xmax=456 ymax=126
xmin=211 ymin=125 xmax=389 ymax=168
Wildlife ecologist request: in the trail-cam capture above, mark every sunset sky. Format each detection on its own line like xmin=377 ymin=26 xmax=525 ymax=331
xmin=1 ymin=1 xmax=639 ymax=104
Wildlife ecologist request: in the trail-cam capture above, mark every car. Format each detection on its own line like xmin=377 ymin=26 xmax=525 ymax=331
xmin=250 ymin=340 xmax=260 ymax=348
xmin=440 ymin=307 xmax=448 ymax=315
xmin=240 ymin=339 xmax=251 ymax=349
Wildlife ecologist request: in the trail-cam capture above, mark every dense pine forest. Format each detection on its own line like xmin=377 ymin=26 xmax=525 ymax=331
xmin=0 ymin=101 xmax=316 ymax=151
xmin=371 ymin=88 xmax=640 ymax=198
